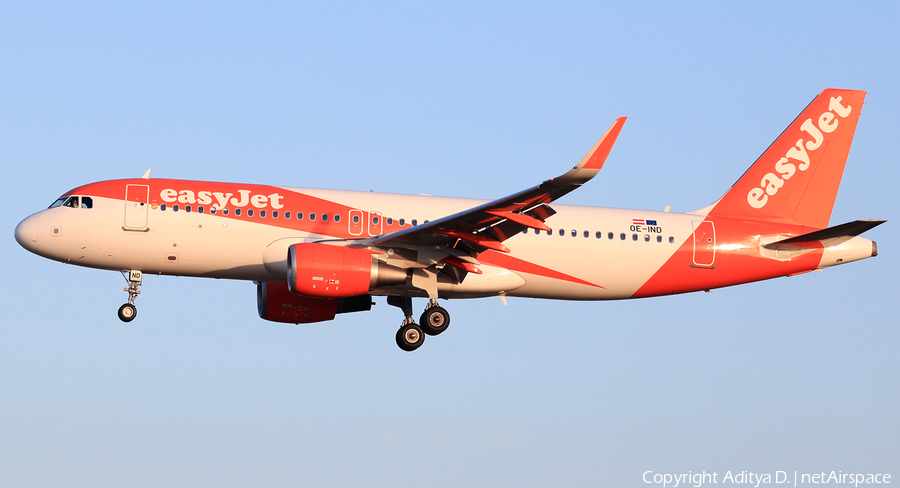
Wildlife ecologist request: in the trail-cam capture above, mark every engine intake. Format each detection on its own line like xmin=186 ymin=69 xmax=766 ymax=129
xmin=287 ymin=243 xmax=407 ymax=298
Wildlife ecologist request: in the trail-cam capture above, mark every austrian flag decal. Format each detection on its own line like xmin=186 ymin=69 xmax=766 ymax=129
xmin=633 ymin=219 xmax=657 ymax=226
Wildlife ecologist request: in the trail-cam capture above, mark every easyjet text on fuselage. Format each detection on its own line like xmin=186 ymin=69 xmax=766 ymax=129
xmin=160 ymin=188 xmax=285 ymax=209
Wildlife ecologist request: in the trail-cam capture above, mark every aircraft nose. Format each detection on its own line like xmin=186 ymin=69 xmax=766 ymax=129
xmin=14 ymin=214 xmax=40 ymax=253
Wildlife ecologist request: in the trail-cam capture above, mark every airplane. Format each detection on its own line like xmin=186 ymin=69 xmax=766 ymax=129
xmin=14 ymin=89 xmax=884 ymax=351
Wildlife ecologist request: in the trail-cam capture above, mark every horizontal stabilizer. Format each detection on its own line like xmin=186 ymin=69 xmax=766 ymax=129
xmin=764 ymin=219 xmax=885 ymax=250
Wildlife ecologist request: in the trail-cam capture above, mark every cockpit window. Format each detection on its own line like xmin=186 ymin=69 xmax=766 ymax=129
xmin=50 ymin=195 xmax=93 ymax=209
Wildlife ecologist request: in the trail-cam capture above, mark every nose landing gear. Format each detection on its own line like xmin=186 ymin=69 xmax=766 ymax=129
xmin=118 ymin=270 xmax=143 ymax=322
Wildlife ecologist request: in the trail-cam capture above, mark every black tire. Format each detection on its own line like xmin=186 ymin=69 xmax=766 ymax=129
xmin=419 ymin=306 xmax=450 ymax=336
xmin=117 ymin=303 xmax=137 ymax=322
xmin=395 ymin=323 xmax=425 ymax=351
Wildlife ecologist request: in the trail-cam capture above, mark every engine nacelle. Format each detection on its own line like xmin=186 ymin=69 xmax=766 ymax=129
xmin=257 ymin=281 xmax=372 ymax=324
xmin=287 ymin=243 xmax=407 ymax=298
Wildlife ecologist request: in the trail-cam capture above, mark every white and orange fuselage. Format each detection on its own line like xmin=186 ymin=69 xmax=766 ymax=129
xmin=14 ymin=89 xmax=883 ymax=351
xmin=13 ymin=181 xmax=877 ymax=299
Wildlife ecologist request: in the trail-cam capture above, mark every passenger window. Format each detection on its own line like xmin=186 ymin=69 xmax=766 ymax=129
xmin=234 ymin=208 xmax=241 ymax=216
xmin=322 ymin=213 xmax=329 ymax=222
xmin=559 ymin=229 xmax=565 ymax=236
xmin=657 ymin=235 xmax=662 ymax=243
xmin=284 ymin=211 xmax=291 ymax=219
xmin=620 ymin=233 xmax=626 ymax=240
xmin=247 ymin=209 xmax=253 ymax=217
xmin=222 ymin=208 xmax=229 ymax=215
xmin=583 ymin=230 xmax=589 ymax=238
xmin=297 ymin=212 xmax=304 ymax=220
xmin=353 ymin=215 xmax=360 ymax=224
xmin=160 ymin=204 xmax=167 ymax=211
xmin=547 ymin=229 xmax=552 ymax=236
xmin=260 ymin=210 xmax=267 ymax=218
xmin=309 ymin=213 xmax=316 ymax=221
xmin=412 ymin=219 xmax=417 ymax=226
xmin=173 ymin=204 xmax=179 ymax=212
xmin=63 ymin=196 xmax=79 ymax=208
xmin=669 ymin=236 xmax=674 ymax=244
xmin=334 ymin=214 xmax=340 ymax=223
xmin=271 ymin=210 xmax=277 ymax=218
xmin=198 ymin=206 xmax=204 ymax=214
xmin=372 ymin=216 xmax=379 ymax=225
xmin=386 ymin=218 xmax=393 ymax=226
xmin=608 ymin=232 xmax=613 ymax=240
xmin=81 ymin=197 xmax=93 ymax=209
xmin=49 ymin=197 xmax=67 ymax=208
xmin=186 ymin=205 xmax=192 ymax=213
xmin=399 ymin=218 xmax=405 ymax=226
xmin=210 ymin=206 xmax=216 ymax=215
xmin=632 ymin=234 xmax=638 ymax=241
xmin=571 ymin=230 xmax=576 ymax=237
xmin=596 ymin=231 xmax=602 ymax=239
xmin=644 ymin=234 xmax=650 ymax=242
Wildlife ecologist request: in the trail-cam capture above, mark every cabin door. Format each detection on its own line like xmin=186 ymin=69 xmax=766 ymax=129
xmin=691 ymin=220 xmax=716 ymax=268
xmin=124 ymin=184 xmax=150 ymax=230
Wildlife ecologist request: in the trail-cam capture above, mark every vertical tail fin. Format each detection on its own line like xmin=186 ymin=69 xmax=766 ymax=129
xmin=706 ymin=89 xmax=866 ymax=228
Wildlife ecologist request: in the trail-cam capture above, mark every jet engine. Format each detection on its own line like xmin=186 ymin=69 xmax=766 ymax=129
xmin=257 ymin=281 xmax=372 ymax=324
xmin=287 ymin=243 xmax=408 ymax=298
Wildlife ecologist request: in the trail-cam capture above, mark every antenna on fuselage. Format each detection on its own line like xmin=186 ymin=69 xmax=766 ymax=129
xmin=141 ymin=169 xmax=151 ymax=179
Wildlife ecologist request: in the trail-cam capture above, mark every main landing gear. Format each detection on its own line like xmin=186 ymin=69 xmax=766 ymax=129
xmin=388 ymin=297 xmax=451 ymax=352
xmin=118 ymin=270 xmax=143 ymax=322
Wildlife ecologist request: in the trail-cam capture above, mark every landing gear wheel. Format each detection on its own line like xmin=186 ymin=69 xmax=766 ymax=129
xmin=396 ymin=323 xmax=425 ymax=352
xmin=118 ymin=303 xmax=137 ymax=322
xmin=420 ymin=306 xmax=450 ymax=336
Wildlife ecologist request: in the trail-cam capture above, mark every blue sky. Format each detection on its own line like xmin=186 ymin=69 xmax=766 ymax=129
xmin=2 ymin=1 xmax=897 ymax=486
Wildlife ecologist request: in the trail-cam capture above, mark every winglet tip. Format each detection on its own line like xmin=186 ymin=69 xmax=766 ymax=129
xmin=577 ymin=116 xmax=627 ymax=170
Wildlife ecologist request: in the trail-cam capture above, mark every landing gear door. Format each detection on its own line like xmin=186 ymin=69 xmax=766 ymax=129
xmin=691 ymin=220 xmax=716 ymax=268
xmin=124 ymin=184 xmax=150 ymax=230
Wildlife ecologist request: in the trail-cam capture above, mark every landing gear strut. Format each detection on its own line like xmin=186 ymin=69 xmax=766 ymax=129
xmin=387 ymin=296 xmax=451 ymax=351
xmin=118 ymin=270 xmax=142 ymax=322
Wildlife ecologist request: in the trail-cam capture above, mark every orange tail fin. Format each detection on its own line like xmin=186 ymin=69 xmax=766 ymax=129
xmin=706 ymin=89 xmax=866 ymax=228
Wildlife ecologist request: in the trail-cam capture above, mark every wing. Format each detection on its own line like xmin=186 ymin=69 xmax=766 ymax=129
xmin=363 ymin=117 xmax=626 ymax=272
